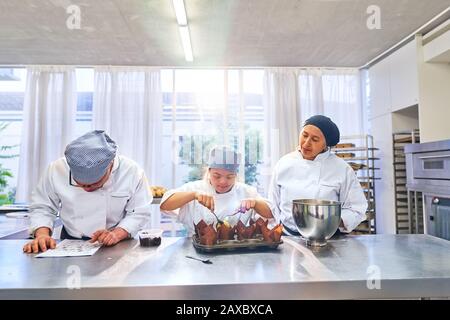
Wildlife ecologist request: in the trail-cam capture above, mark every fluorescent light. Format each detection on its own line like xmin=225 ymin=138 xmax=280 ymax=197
xmin=178 ymin=26 xmax=193 ymax=62
xmin=172 ymin=0 xmax=187 ymax=26
xmin=172 ymin=0 xmax=193 ymax=62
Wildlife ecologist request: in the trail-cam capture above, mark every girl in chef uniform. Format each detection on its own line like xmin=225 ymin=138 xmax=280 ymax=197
xmin=268 ymin=115 xmax=368 ymax=235
xmin=160 ymin=146 xmax=273 ymax=236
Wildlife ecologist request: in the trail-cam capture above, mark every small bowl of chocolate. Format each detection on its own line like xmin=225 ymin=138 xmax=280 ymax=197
xmin=138 ymin=229 xmax=163 ymax=247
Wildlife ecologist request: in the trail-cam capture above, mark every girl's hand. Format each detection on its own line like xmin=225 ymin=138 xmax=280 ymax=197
xmin=240 ymin=199 xmax=256 ymax=211
xmin=195 ymin=193 xmax=215 ymax=212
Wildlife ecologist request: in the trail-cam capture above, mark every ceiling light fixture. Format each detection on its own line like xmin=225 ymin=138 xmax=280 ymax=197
xmin=178 ymin=25 xmax=193 ymax=62
xmin=172 ymin=0 xmax=187 ymax=26
xmin=172 ymin=0 xmax=193 ymax=62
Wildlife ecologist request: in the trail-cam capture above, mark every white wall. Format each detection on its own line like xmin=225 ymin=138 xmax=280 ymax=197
xmin=389 ymin=40 xmax=419 ymax=111
xmin=416 ymin=35 xmax=450 ymax=143
xmin=368 ymin=40 xmax=421 ymax=234
xmin=371 ymin=113 xmax=396 ymax=234
xmin=368 ymin=58 xmax=391 ymax=118
xmin=392 ymin=105 xmax=420 ymax=131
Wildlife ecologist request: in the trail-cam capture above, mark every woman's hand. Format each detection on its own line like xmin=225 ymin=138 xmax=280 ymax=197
xmin=195 ymin=193 xmax=215 ymax=212
xmin=23 ymin=227 xmax=56 ymax=253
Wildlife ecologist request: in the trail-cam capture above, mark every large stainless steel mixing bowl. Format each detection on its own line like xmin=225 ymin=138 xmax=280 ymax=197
xmin=292 ymin=199 xmax=341 ymax=246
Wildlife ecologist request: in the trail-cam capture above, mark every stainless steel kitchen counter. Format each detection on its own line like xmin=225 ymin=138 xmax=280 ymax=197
xmin=0 ymin=215 xmax=29 ymax=238
xmin=0 ymin=234 xmax=449 ymax=299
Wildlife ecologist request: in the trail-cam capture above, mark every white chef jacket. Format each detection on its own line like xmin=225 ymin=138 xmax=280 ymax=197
xmin=268 ymin=149 xmax=367 ymax=234
xmin=29 ymin=155 xmax=152 ymax=238
xmin=160 ymin=180 xmax=270 ymax=236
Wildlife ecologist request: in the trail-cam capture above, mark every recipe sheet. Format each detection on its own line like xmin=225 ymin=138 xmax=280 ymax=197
xmin=35 ymin=239 xmax=101 ymax=258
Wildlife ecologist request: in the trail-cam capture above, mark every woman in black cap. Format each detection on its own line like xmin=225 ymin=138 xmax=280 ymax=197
xmin=268 ymin=115 xmax=368 ymax=235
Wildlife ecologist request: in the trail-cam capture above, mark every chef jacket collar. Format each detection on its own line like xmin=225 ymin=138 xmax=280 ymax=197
xmin=297 ymin=148 xmax=331 ymax=162
xmin=111 ymin=155 xmax=120 ymax=173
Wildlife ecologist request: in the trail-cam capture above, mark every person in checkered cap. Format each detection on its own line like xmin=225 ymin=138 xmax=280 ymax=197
xmin=160 ymin=145 xmax=273 ymax=236
xmin=23 ymin=130 xmax=152 ymax=253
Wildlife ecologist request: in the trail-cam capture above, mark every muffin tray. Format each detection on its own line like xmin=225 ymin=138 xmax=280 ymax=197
xmin=192 ymin=235 xmax=283 ymax=253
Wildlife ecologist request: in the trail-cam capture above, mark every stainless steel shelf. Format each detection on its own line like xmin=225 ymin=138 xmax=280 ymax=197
xmin=339 ymin=157 xmax=380 ymax=161
xmin=334 ymin=135 xmax=377 ymax=234
xmin=332 ymin=147 xmax=379 ymax=152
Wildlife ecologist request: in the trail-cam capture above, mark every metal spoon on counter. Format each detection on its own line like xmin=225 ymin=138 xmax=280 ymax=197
xmin=185 ymin=255 xmax=213 ymax=264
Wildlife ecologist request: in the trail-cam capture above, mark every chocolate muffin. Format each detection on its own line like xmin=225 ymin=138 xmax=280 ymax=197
xmin=236 ymin=221 xmax=257 ymax=240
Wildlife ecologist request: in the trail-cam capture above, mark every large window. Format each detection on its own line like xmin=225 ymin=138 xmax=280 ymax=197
xmin=0 ymin=68 xmax=266 ymax=203
xmin=1 ymin=67 xmax=366 ymax=205
xmin=75 ymin=68 xmax=94 ymax=135
xmin=0 ymin=65 xmax=369 ymax=216
xmin=0 ymin=68 xmax=95 ymax=202
xmin=160 ymin=69 xmax=266 ymax=194
xmin=0 ymin=68 xmax=26 ymax=202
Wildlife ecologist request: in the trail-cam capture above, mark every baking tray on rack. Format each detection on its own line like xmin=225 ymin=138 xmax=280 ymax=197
xmin=192 ymin=235 xmax=283 ymax=253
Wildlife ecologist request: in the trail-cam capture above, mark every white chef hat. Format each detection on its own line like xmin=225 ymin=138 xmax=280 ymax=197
xmin=207 ymin=145 xmax=241 ymax=173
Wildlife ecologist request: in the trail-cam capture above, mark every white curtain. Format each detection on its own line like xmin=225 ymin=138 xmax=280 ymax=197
xmin=16 ymin=66 xmax=77 ymax=203
xmin=161 ymin=69 xmax=264 ymax=192
xmin=298 ymin=68 xmax=364 ymax=136
xmin=92 ymin=66 xmax=162 ymax=193
xmin=263 ymin=68 xmax=364 ymax=170
xmin=262 ymin=68 xmax=302 ymax=182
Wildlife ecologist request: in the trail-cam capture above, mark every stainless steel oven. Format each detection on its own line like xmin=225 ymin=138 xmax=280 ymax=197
xmin=405 ymin=139 xmax=450 ymax=240
xmin=412 ymin=150 xmax=450 ymax=180
xmin=423 ymin=196 xmax=450 ymax=240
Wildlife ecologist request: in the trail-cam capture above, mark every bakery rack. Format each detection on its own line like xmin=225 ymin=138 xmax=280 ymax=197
xmin=332 ymin=134 xmax=379 ymax=234
xmin=392 ymin=129 xmax=422 ymax=234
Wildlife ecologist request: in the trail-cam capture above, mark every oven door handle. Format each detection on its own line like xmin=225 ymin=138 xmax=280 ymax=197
xmin=419 ymin=154 xmax=450 ymax=160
